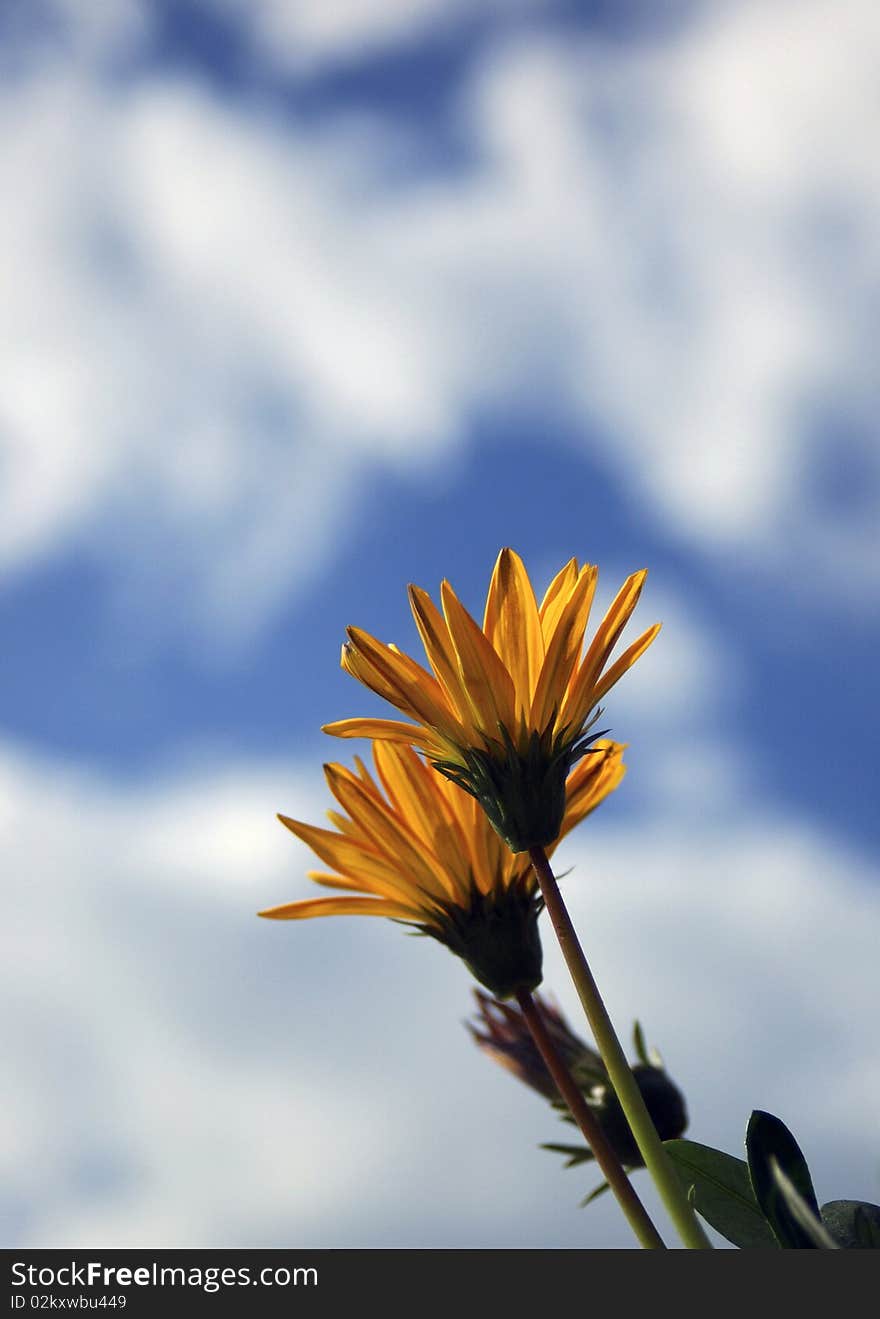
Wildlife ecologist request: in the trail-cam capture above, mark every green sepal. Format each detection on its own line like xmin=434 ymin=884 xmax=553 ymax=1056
xmin=632 ymin=1020 xmax=663 ymax=1068
xmin=664 ymin=1138 xmax=779 ymax=1248
xmin=431 ymin=718 xmax=606 ymax=852
xmin=580 ymin=1180 xmax=611 ymax=1207
xmin=745 ymin=1110 xmax=822 ymax=1249
xmin=540 ymin=1142 xmax=595 ymax=1168
xmin=425 ymin=884 xmax=543 ymax=999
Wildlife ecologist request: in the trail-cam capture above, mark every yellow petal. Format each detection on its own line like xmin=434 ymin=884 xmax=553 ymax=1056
xmin=530 ymin=564 xmax=597 ymax=731
xmin=461 ymin=789 xmax=504 ymax=896
xmin=482 ymin=548 xmax=545 ymax=720
xmin=441 ymin=580 xmax=517 ymax=738
xmin=408 ymin=584 xmax=473 ymax=724
xmin=344 ymin=628 xmax=463 ymax=740
xmin=276 ymin=813 xmax=424 ymax=905
xmin=258 ymin=896 xmax=420 ymax=921
xmin=325 ymin=808 xmax=362 ymax=839
xmin=556 ymin=741 xmax=627 ymax=842
xmin=323 ymin=764 xmax=459 ymax=903
xmin=307 ymin=870 xmax=374 ymax=892
xmin=373 ymin=742 xmax=452 ymax=837
xmin=339 ymin=640 xmax=405 ymax=709
xmin=372 ymin=742 xmax=447 ymax=844
xmin=372 ymin=743 xmax=471 ymax=904
xmin=325 ymin=759 xmax=386 ymax=812
xmin=561 ymin=570 xmax=648 ymax=728
xmin=589 ymin=622 xmax=662 ymax=708
xmin=321 ymin=716 xmax=437 ymax=751
xmin=538 ymin=557 xmax=580 ymax=641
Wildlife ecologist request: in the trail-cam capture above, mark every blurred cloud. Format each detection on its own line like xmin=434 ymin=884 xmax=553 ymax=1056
xmin=1 ymin=0 xmax=878 ymax=648
xmin=224 ymin=0 xmax=528 ymax=74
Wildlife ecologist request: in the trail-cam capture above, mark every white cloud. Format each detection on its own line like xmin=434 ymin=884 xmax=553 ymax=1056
xmin=1 ymin=0 xmax=878 ymax=644
xmin=18 ymin=0 xmax=150 ymax=65
xmin=0 ymin=69 xmax=459 ymax=640
xmin=231 ymin=0 xmax=475 ymax=72
xmin=2 ymin=735 xmax=878 ymax=1247
xmin=463 ymin=6 xmax=880 ymax=569
xmin=221 ymin=0 xmax=545 ymax=74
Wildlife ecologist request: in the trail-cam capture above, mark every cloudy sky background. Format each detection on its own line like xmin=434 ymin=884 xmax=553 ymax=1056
xmin=3 ymin=0 xmax=879 ymax=1248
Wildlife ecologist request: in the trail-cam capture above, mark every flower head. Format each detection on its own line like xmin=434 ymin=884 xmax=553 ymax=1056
xmin=260 ymin=739 xmax=626 ymax=997
xmin=468 ymin=989 xmax=608 ymax=1101
xmin=469 ymin=991 xmax=689 ymax=1170
xmin=324 ymin=549 xmax=658 ymax=851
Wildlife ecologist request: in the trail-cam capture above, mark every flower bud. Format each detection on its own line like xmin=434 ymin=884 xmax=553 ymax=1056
xmin=469 ymin=991 xmax=688 ymax=1170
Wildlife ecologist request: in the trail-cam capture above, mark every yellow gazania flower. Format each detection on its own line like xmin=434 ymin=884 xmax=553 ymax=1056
xmin=323 ymin=548 xmax=659 ymax=852
xmin=260 ymin=739 xmax=626 ymax=998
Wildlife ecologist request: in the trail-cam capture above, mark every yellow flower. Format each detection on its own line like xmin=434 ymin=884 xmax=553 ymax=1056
xmin=260 ymin=739 xmax=626 ymax=997
xmin=323 ymin=549 xmax=658 ymax=851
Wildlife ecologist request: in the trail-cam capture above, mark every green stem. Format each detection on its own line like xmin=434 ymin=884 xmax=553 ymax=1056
xmin=529 ymin=845 xmax=713 ymax=1250
xmin=515 ymin=987 xmax=666 ymax=1249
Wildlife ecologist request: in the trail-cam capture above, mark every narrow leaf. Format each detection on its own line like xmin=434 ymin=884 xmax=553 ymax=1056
xmin=580 ymin=1180 xmax=611 ymax=1207
xmin=540 ymin=1142 xmax=595 ymax=1168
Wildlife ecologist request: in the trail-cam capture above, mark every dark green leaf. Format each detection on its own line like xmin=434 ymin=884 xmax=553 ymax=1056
xmin=664 ymin=1138 xmax=779 ymax=1249
xmin=745 ymin=1110 xmax=821 ymax=1249
xmin=580 ymin=1180 xmax=611 ymax=1207
xmin=820 ymin=1200 xmax=880 ymax=1249
xmin=540 ymin=1141 xmax=594 ymax=1168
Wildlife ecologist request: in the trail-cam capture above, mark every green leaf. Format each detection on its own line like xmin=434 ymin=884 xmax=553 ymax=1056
xmin=580 ymin=1180 xmax=611 ymax=1207
xmin=820 ymin=1200 xmax=880 ymax=1249
xmin=664 ymin=1138 xmax=779 ymax=1249
xmin=540 ymin=1141 xmax=594 ymax=1168
xmin=770 ymin=1159 xmax=838 ymax=1248
xmin=745 ymin=1110 xmax=821 ymax=1249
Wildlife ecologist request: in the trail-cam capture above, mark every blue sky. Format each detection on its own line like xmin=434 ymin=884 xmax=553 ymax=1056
xmin=2 ymin=0 xmax=879 ymax=1248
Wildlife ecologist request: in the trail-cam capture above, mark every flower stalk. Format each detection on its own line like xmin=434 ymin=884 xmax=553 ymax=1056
xmin=529 ymin=845 xmax=713 ymax=1250
xmin=514 ymin=987 xmax=666 ymax=1250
